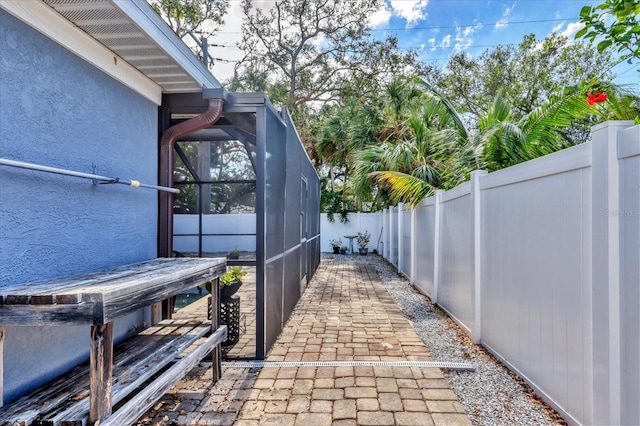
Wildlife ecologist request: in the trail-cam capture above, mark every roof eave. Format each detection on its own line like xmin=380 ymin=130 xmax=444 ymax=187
xmin=111 ymin=0 xmax=222 ymax=91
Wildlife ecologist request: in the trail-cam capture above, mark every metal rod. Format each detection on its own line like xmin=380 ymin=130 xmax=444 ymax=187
xmin=0 ymin=158 xmax=180 ymax=194
xmin=223 ymin=360 xmax=475 ymax=371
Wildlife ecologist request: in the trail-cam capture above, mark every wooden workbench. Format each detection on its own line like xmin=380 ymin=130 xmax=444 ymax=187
xmin=0 ymin=257 xmax=226 ymax=425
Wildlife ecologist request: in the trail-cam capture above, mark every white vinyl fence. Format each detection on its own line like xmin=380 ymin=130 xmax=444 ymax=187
xmin=321 ymin=121 xmax=639 ymax=426
xmin=173 ymin=213 xmax=256 ymax=254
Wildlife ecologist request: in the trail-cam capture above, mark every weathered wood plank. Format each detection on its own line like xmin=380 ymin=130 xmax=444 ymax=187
xmin=89 ymin=323 xmax=113 ymax=425
xmin=4 ymin=295 xmax=28 ymax=305
xmin=0 ymin=258 xmax=220 ymax=300
xmin=0 ymin=258 xmax=225 ymax=325
xmin=70 ymin=259 xmax=224 ymax=300
xmin=0 ymin=322 xmax=189 ymax=424
xmin=40 ymin=321 xmax=208 ymax=425
xmin=100 ymin=263 xmax=226 ymax=323
xmin=210 ymin=279 xmax=221 ymax=382
xmin=150 ymin=302 xmax=162 ymax=325
xmin=0 ymin=304 xmax=95 ymax=326
xmin=0 ymin=258 xmax=175 ymax=298
xmin=0 ymin=321 xmax=224 ymax=426
xmin=30 ymin=295 xmax=54 ymax=305
xmin=100 ymin=326 xmax=227 ymax=426
xmin=0 ymin=258 xmax=226 ymax=425
xmin=54 ymin=295 xmax=80 ymax=305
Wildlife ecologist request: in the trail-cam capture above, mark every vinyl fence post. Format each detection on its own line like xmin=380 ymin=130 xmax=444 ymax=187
xmin=411 ymin=203 xmax=417 ymax=285
xmin=398 ymin=203 xmax=404 ymax=273
xmin=390 ymin=206 xmax=396 ymax=266
xmin=590 ymin=121 xmax=633 ymax=425
xmin=471 ymin=170 xmax=487 ymax=345
xmin=382 ymin=209 xmax=387 ymax=259
xmin=385 ymin=208 xmax=390 ymax=261
xmin=433 ymin=190 xmax=444 ymax=305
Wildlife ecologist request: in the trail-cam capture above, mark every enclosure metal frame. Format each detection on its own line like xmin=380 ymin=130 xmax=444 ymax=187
xmin=159 ymin=90 xmax=321 ymax=359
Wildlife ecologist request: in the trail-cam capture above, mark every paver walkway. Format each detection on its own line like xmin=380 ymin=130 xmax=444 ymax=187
xmin=135 ymin=256 xmax=472 ymax=426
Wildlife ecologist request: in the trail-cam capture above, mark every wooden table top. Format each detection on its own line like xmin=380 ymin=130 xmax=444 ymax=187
xmin=0 ymin=257 xmax=226 ymax=325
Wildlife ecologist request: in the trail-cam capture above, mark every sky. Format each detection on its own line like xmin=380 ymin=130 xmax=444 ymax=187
xmin=205 ymin=0 xmax=639 ymax=88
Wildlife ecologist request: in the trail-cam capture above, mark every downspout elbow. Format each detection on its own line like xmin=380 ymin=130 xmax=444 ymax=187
xmin=159 ymin=98 xmax=224 ymax=258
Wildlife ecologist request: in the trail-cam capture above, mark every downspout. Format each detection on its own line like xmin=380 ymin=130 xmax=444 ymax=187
xmin=158 ymin=98 xmax=224 ymax=258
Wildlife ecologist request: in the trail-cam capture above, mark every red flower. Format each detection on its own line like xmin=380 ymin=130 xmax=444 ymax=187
xmin=587 ymin=91 xmax=608 ymax=106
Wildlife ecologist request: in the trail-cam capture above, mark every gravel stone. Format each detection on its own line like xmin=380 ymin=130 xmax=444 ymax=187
xmin=323 ymin=254 xmax=565 ymax=426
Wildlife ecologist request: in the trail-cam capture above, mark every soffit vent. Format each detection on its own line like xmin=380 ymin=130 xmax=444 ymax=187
xmin=41 ymin=0 xmax=202 ymax=93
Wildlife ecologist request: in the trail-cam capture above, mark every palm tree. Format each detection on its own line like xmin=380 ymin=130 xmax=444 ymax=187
xmin=350 ymin=78 xmax=469 ymax=207
xmin=479 ymin=87 xmax=594 ymax=171
xmin=357 ymin=78 xmax=618 ymax=205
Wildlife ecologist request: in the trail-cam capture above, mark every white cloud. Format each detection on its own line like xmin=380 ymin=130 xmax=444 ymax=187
xmin=560 ymin=21 xmax=585 ymax=39
xmin=495 ymin=2 xmax=515 ymax=28
xmin=388 ymin=0 xmax=430 ymax=27
xmin=441 ymin=34 xmax=452 ymax=48
xmin=453 ymin=22 xmax=482 ymax=52
xmin=369 ymin=4 xmax=393 ymax=28
xmin=429 ymin=34 xmax=451 ymax=52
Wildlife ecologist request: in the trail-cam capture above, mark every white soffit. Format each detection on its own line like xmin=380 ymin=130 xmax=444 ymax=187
xmin=0 ymin=0 xmax=162 ymax=104
xmin=1 ymin=0 xmax=222 ymax=104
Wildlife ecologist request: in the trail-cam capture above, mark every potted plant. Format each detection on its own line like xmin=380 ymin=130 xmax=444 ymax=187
xmin=227 ymin=246 xmax=240 ymax=260
xmin=220 ymin=266 xmax=247 ymax=299
xmin=357 ymin=231 xmax=370 ymax=255
xmin=329 ymin=238 xmax=342 ymax=254
xmin=339 ymin=246 xmax=347 ymax=254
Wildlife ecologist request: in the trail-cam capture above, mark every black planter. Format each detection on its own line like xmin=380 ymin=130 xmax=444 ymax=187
xmin=221 ymin=280 xmax=242 ymax=299
xmin=332 ymin=247 xmax=340 ymax=254
xmin=359 ymin=248 xmax=368 ymax=255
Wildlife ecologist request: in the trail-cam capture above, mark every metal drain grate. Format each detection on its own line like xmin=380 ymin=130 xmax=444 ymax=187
xmin=222 ymin=360 xmax=474 ymax=371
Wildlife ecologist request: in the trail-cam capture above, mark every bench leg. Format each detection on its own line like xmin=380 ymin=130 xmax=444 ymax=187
xmin=209 ymin=278 xmax=221 ymax=382
xmin=89 ymin=322 xmax=114 ymax=425
xmin=151 ymin=302 xmax=163 ymax=325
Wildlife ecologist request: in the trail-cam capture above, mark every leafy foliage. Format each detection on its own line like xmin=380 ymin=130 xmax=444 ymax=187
xmin=575 ymin=0 xmax=640 ymax=65
xmin=148 ymin=0 xmax=230 ymax=68
xmin=148 ymin=0 xmax=229 ymax=38
xmin=220 ymin=266 xmax=247 ymax=286
xmin=321 ymin=189 xmax=354 ymax=223
xmin=425 ymin=33 xmax=617 ymax=121
xmin=231 ymin=0 xmax=425 ymax=119
xmin=349 ymin=77 xmax=468 ymax=207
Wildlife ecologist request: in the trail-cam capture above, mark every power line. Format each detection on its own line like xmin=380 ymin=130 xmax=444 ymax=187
xmin=370 ymin=18 xmax=571 ymax=32
xmin=213 ymin=17 xmax=575 ymax=35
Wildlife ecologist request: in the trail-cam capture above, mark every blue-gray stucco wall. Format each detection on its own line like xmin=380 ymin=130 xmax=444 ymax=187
xmin=0 ymin=10 xmax=158 ymax=403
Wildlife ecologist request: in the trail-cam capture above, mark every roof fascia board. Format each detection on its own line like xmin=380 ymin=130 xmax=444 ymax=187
xmin=112 ymin=0 xmax=222 ymax=90
xmin=0 ymin=0 xmax=162 ymax=105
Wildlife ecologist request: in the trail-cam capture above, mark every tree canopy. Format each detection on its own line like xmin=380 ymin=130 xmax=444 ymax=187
xmin=149 ymin=0 xmax=229 ymax=38
xmin=149 ymin=0 xmax=638 ymax=215
xmin=424 ymin=33 xmax=618 ymax=120
xmin=231 ymin=0 xmax=425 ymax=114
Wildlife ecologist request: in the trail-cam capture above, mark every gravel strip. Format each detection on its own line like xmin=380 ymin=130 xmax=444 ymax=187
xmin=325 ymin=253 xmax=565 ymax=426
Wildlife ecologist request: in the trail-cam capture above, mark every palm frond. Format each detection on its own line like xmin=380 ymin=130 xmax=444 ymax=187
xmin=520 ymin=88 xmax=592 ymax=157
xmin=369 ymin=170 xmax=435 ymax=205
xmin=413 ymin=76 xmax=470 ymax=143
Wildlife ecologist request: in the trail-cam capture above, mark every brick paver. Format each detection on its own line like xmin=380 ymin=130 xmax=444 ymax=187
xmin=135 ymin=256 xmax=471 ymax=425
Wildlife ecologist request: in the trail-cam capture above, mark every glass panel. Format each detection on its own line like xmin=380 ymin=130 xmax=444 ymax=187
xmin=209 ymin=140 xmax=256 ymax=181
xmin=209 ymin=182 xmax=256 ymax=213
xmin=173 ymin=140 xmax=257 ymax=214
xmin=173 ymin=183 xmax=198 ymax=214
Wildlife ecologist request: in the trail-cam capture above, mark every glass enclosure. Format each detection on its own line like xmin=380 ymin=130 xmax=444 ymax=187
xmin=161 ymin=92 xmax=320 ymax=359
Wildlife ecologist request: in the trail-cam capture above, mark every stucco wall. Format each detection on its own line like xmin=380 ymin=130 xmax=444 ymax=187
xmin=0 ymin=10 xmax=158 ymax=403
